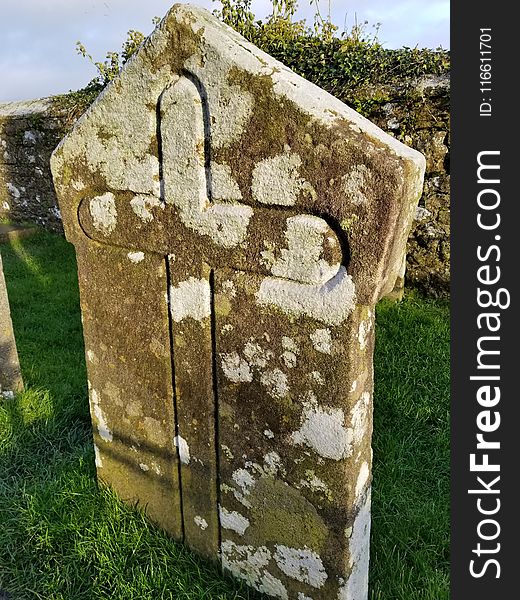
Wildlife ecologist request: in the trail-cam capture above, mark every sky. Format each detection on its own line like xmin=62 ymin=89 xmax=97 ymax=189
xmin=0 ymin=1 xmax=449 ymax=103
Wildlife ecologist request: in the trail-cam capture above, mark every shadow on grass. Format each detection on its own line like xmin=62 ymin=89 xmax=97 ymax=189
xmin=1 ymin=231 xmax=450 ymax=600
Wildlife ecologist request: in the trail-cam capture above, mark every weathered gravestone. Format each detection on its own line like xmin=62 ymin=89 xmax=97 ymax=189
xmin=0 ymin=253 xmax=23 ymax=398
xmin=51 ymin=5 xmax=425 ymax=599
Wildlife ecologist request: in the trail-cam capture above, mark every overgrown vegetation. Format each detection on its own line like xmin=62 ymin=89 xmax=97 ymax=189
xmin=66 ymin=0 xmax=449 ymax=119
xmin=0 ymin=231 xmax=449 ymax=599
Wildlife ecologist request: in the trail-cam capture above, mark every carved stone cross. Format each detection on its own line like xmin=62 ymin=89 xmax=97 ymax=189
xmin=52 ymin=5 xmax=425 ymax=599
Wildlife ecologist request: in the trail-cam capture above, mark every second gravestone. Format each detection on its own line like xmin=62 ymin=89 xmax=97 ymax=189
xmin=52 ymin=5 xmax=425 ymax=599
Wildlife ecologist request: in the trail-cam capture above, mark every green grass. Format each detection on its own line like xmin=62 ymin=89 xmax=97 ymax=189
xmin=0 ymin=231 xmax=449 ymax=599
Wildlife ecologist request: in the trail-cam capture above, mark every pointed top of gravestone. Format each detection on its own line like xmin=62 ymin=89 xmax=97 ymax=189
xmin=52 ymin=3 xmax=425 ymax=303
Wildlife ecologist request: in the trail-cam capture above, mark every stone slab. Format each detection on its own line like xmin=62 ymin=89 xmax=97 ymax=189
xmin=0 ymin=252 xmax=23 ymax=397
xmin=51 ymin=4 xmax=425 ymax=598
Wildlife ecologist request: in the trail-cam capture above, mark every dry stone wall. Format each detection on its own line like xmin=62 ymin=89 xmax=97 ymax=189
xmin=363 ymin=75 xmax=450 ymax=296
xmin=0 ymin=70 xmax=449 ymax=297
xmin=0 ymin=98 xmax=71 ymax=232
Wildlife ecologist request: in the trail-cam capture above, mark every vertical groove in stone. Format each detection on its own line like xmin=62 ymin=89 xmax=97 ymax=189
xmin=166 ymin=255 xmax=186 ymax=542
xmin=210 ymin=268 xmax=223 ymax=556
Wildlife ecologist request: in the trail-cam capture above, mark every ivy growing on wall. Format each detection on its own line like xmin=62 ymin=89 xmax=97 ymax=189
xmin=57 ymin=0 xmax=449 ymax=122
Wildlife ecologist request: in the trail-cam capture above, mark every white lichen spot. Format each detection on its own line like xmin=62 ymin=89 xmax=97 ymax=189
xmin=174 ymin=435 xmax=190 ymax=465
xmin=219 ymin=506 xmax=250 ymax=535
xmin=72 ymin=179 xmax=85 ymax=191
xmin=194 ymin=516 xmax=209 ymax=530
xmin=86 ymin=349 xmax=96 ymax=363
xmin=351 ymin=392 xmax=370 ymax=445
xmin=274 ymin=545 xmax=328 ymax=589
xmin=358 ymin=317 xmax=372 ymax=351
xmin=269 ymin=215 xmax=340 ymax=285
xmin=298 ymin=593 xmax=314 ymax=600
xmin=210 ymin=162 xmax=243 ymax=201
xmin=89 ymin=192 xmax=117 ymax=235
xmin=220 ymin=352 xmax=253 ymax=383
xmin=230 ymin=468 xmax=255 ymax=507
xmin=221 ymin=444 xmax=234 ymax=460
xmin=260 ymin=368 xmax=289 ymax=399
xmin=24 ymin=130 xmax=37 ymax=144
xmin=221 ymin=541 xmax=272 ymax=591
xmin=355 ymin=462 xmax=370 ymax=498
xmin=232 ymin=468 xmax=255 ymax=493
xmin=170 ymin=277 xmax=211 ymax=322
xmin=291 ymin=392 xmax=353 ymax=460
xmin=310 ymin=371 xmax=324 ymax=385
xmin=221 ymin=279 xmax=237 ymax=298
xmin=263 ymin=429 xmax=275 ymax=439
xmin=89 ymin=389 xmax=113 ymax=442
xmin=130 ymin=194 xmax=162 ymax=222
xmin=260 ymin=240 xmax=276 ymax=271
xmin=282 ymin=336 xmax=299 ymax=353
xmin=338 ymin=490 xmax=371 ymax=600
xmin=350 ymin=380 xmax=358 ymax=393
xmin=259 ymin=572 xmax=288 ymax=599
xmin=93 ymin=444 xmax=103 ymax=468
xmin=256 ymin=266 xmax=357 ymax=326
xmin=299 ymin=471 xmax=331 ymax=497
xmin=281 ymin=351 xmax=297 ymax=368
xmin=139 ymin=462 xmax=150 ymax=472
xmin=252 ymin=152 xmax=314 ymax=206
xmin=310 ymin=328 xmax=332 ymax=354
xmin=151 ymin=461 xmax=162 ymax=475
xmin=221 ymin=323 xmax=234 ymax=334
xmin=263 ymin=451 xmax=282 ymax=475
xmin=127 ymin=251 xmax=145 ymax=263
xmin=341 ymin=165 xmax=370 ymax=205
xmin=243 ymin=340 xmax=273 ymax=369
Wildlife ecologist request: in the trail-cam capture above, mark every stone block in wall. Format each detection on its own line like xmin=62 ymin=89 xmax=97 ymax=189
xmin=0 ymin=98 xmax=72 ymax=232
xmin=51 ymin=5 xmax=425 ymax=598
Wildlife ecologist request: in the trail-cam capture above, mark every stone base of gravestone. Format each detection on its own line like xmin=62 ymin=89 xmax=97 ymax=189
xmin=0 ymin=253 xmax=23 ymax=398
xmin=0 ymin=223 xmax=37 ymax=244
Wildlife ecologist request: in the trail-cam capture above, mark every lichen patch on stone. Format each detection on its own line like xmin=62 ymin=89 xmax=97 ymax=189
xmin=174 ymin=435 xmax=191 ymax=465
xmin=89 ymin=389 xmax=113 ymax=443
xmin=341 ymin=165 xmax=370 ymax=206
xmin=127 ymin=251 xmax=145 ymax=263
xmin=194 ymin=515 xmax=209 ymax=530
xmin=273 ymin=545 xmax=328 ymax=589
xmin=291 ymin=392 xmax=353 ymax=460
xmin=93 ymin=444 xmax=103 ymax=468
xmin=260 ymin=368 xmax=289 ymax=399
xmin=310 ymin=328 xmax=332 ymax=354
xmin=170 ymin=277 xmax=211 ymax=322
xmin=269 ymin=215 xmax=340 ymax=285
xmin=220 ymin=352 xmax=253 ymax=383
xmin=219 ymin=505 xmax=250 ymax=535
xmin=221 ymin=540 xmax=271 ymax=590
xmin=130 ymin=194 xmax=162 ymax=222
xmin=252 ymin=152 xmax=313 ymax=206
xmin=89 ymin=192 xmax=117 ymax=235
xmin=339 ymin=490 xmax=371 ymax=600
xmin=355 ymin=462 xmax=370 ymax=498
xmin=256 ymin=266 xmax=357 ymax=326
